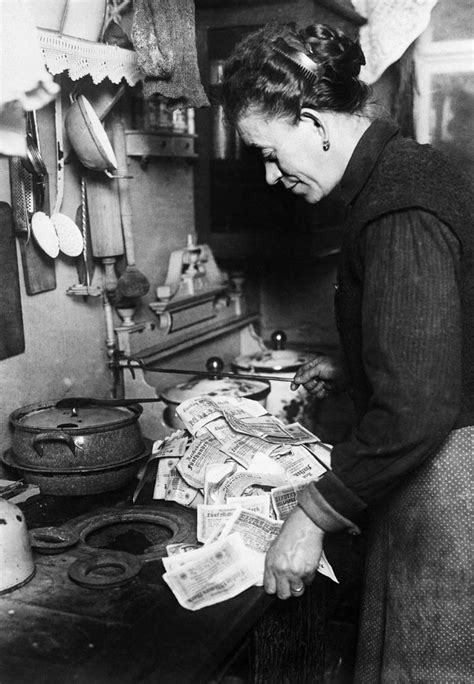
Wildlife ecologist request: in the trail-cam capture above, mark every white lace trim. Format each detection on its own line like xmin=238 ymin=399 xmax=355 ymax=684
xmin=38 ymin=28 xmax=143 ymax=86
xmin=352 ymin=0 xmax=439 ymax=84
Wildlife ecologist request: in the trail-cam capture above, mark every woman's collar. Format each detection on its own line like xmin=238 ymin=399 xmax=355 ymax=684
xmin=339 ymin=118 xmax=400 ymax=206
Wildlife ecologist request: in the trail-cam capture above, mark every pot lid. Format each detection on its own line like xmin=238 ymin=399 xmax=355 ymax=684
xmin=233 ymin=330 xmax=311 ymax=373
xmin=161 ymin=375 xmax=270 ymax=405
xmin=233 ymin=349 xmax=312 ymax=373
xmin=10 ymin=402 xmax=141 ymax=430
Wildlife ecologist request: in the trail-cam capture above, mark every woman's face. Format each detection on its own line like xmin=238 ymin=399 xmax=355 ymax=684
xmin=237 ymin=110 xmax=342 ymax=204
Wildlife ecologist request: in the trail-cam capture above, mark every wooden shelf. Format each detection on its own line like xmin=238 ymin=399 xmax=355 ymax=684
xmin=125 ymin=130 xmax=198 ymax=159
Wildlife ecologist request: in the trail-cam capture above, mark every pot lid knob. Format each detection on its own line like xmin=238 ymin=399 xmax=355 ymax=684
xmin=206 ymin=356 xmax=224 ymax=379
xmin=271 ymin=330 xmax=287 ymax=350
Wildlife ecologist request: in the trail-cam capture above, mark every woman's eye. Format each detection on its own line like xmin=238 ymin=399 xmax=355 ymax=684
xmin=262 ymin=154 xmax=277 ymax=163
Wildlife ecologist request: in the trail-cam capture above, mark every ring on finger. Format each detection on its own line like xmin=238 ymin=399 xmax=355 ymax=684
xmin=291 ymin=585 xmax=305 ymax=594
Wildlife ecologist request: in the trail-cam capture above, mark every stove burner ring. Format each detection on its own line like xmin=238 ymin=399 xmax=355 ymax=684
xmin=68 ymin=551 xmax=142 ymax=588
xmin=29 ymin=526 xmax=80 ymax=554
xmin=32 ymin=505 xmax=196 ymax=589
xmin=66 ymin=506 xmax=195 ymax=560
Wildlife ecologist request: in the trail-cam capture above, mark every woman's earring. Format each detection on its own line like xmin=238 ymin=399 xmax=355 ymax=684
xmin=323 ymin=139 xmax=330 ymax=152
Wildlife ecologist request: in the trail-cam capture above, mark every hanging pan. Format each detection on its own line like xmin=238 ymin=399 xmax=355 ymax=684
xmin=65 ymin=93 xmax=130 ymax=179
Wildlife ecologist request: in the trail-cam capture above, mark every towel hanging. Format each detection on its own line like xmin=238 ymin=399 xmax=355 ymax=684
xmin=131 ymin=0 xmax=209 ymax=108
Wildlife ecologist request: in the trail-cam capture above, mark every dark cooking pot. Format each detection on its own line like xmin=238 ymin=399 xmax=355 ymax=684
xmin=9 ymin=401 xmax=145 ymax=471
xmin=2 ymin=449 xmax=146 ymax=497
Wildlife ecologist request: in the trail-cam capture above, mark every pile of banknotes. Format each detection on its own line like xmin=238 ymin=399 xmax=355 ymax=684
xmin=141 ymin=394 xmax=337 ymax=610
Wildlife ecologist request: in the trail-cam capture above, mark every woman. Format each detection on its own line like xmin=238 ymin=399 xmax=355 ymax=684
xmin=222 ymin=23 xmax=472 ymax=682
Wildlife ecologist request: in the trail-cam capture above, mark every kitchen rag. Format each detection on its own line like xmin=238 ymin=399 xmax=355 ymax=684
xmin=131 ymin=0 xmax=209 ymax=108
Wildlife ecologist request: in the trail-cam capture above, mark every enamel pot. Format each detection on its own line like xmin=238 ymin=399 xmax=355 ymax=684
xmin=7 ymin=401 xmax=147 ymax=495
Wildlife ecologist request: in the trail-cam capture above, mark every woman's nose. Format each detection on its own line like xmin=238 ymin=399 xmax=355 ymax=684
xmin=264 ymin=161 xmax=282 ymax=185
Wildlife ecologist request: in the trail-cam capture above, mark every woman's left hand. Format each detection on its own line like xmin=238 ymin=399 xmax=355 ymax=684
xmin=264 ymin=506 xmax=325 ymax=599
xmin=291 ymin=355 xmax=345 ymax=398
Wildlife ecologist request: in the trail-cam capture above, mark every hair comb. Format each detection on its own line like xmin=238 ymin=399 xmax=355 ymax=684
xmin=271 ymin=37 xmax=320 ymax=85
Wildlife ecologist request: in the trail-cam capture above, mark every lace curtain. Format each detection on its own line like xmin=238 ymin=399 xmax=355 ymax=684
xmin=38 ymin=29 xmax=142 ymax=86
xmin=352 ymin=0 xmax=440 ymax=84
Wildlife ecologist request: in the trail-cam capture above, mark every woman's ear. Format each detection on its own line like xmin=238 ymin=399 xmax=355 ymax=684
xmin=300 ymin=108 xmax=327 ymax=142
xmin=300 ymin=108 xmax=321 ymax=127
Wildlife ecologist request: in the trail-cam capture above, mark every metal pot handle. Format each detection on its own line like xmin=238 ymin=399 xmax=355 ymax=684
xmin=32 ymin=432 xmax=78 ymax=458
xmin=104 ymin=170 xmax=133 ymax=180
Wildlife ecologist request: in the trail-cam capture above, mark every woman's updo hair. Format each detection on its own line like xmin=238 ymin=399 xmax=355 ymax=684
xmin=221 ymin=23 xmax=370 ymax=125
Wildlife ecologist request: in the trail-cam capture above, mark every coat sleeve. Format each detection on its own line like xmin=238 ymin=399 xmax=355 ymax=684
xmin=298 ymin=209 xmax=462 ymax=531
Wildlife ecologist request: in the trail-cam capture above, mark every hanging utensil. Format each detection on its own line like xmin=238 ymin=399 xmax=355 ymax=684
xmin=50 ymin=89 xmax=83 ymax=258
xmin=24 ymin=131 xmax=46 ymax=178
xmin=0 ymin=202 xmax=25 ymax=360
xmin=8 ymin=158 xmax=57 ymax=294
xmin=25 ymin=109 xmax=60 ymax=259
xmin=31 ymin=212 xmax=59 ymax=258
xmin=112 ymin=118 xmax=150 ymax=299
xmin=85 ymin=170 xmax=124 ymax=294
xmin=8 ymin=114 xmax=56 ymax=292
xmin=66 ymin=179 xmax=102 ymax=297
xmin=65 ymin=94 xmax=131 ymax=179
xmin=22 ymin=112 xmax=47 ymax=177
xmin=23 ymin=111 xmax=47 ymax=211
xmin=9 ymin=157 xmax=31 ymax=236
xmin=74 ymin=177 xmax=96 ymax=289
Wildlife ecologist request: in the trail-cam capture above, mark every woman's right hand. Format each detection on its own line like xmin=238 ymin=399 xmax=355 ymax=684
xmin=291 ymin=355 xmax=345 ymax=398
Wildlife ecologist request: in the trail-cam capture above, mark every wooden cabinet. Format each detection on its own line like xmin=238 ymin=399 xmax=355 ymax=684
xmin=194 ymin=0 xmax=365 ymax=262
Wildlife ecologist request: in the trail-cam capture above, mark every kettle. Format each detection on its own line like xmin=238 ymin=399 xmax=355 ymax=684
xmin=0 ymin=498 xmax=35 ymax=594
